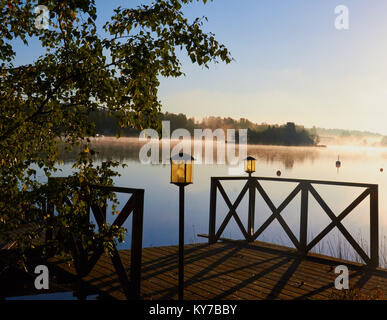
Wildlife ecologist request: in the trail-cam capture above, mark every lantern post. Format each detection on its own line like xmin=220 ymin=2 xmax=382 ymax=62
xmin=170 ymin=152 xmax=194 ymax=300
xmin=245 ymin=156 xmax=256 ymax=239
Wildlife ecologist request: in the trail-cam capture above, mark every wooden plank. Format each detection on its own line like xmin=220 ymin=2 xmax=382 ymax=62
xmin=144 ymin=246 xmax=286 ymax=300
xmin=156 ymin=242 xmax=386 ymax=296
xmin=299 ymin=182 xmax=309 ymax=255
xmin=154 ymin=245 xmax=316 ymax=300
xmin=370 ymin=186 xmax=379 ymax=268
xmin=217 ymin=241 xmax=387 ymax=291
xmin=209 ymin=243 xmax=385 ymax=294
xmin=156 ymin=244 xmax=336 ymax=299
xmin=208 ymin=178 xmax=217 ymax=244
xmin=130 ymin=190 xmax=144 ymax=299
xmin=140 ymin=244 xmax=368 ymax=300
xmin=48 ymin=240 xmax=387 ymax=300
xmin=144 ymin=245 xmax=273 ymax=299
xmin=247 ymin=179 xmax=256 ymax=239
xmin=140 ymin=248 xmax=243 ymax=300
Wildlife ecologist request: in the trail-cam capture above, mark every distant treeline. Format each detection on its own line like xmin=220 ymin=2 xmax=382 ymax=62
xmin=313 ymin=127 xmax=381 ymax=137
xmin=88 ymin=110 xmax=319 ymax=146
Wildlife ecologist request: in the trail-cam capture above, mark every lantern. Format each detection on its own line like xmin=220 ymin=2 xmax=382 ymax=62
xmin=170 ymin=152 xmax=194 ymax=185
xmin=244 ymin=156 xmax=256 ymax=176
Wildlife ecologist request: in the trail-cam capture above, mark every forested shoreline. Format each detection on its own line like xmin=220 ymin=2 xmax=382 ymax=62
xmin=89 ymin=110 xmax=319 ymax=146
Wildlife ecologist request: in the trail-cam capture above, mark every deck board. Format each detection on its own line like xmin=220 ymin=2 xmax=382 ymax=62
xmin=49 ymin=240 xmax=387 ymax=300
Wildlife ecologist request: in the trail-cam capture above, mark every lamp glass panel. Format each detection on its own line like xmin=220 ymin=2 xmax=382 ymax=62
xmin=171 ymin=161 xmax=186 ymax=183
xmin=185 ymin=162 xmax=193 ymax=184
xmin=245 ymin=159 xmax=256 ymax=173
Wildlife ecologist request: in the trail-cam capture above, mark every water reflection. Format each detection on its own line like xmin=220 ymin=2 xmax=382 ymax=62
xmin=53 ymin=138 xmax=387 ymax=267
xmin=247 ymin=145 xmax=319 ymax=169
xmin=60 ymin=137 xmax=321 ymax=169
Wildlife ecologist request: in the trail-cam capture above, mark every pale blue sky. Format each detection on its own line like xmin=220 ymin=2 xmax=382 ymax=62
xmin=12 ymin=1 xmax=387 ymax=134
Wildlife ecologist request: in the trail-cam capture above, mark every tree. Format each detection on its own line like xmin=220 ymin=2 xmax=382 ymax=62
xmin=0 ymin=0 xmax=231 ymax=265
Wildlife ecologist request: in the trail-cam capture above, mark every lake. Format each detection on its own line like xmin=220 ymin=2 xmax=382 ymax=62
xmin=44 ymin=138 xmax=387 ymax=267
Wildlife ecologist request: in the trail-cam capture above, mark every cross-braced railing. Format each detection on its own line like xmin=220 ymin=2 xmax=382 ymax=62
xmin=46 ymin=178 xmax=144 ymax=299
xmin=207 ymin=177 xmax=379 ymax=268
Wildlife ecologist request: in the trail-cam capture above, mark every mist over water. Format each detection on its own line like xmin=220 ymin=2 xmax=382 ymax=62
xmin=46 ymin=138 xmax=387 ymax=267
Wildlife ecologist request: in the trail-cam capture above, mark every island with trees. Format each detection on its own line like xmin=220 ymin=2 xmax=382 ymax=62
xmin=89 ymin=110 xmax=320 ymax=146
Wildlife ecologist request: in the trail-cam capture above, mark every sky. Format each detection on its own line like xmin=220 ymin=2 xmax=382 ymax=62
xmin=11 ymin=0 xmax=387 ymax=134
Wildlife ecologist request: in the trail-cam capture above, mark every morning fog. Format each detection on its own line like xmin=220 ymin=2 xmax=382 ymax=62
xmin=139 ymin=121 xmax=247 ymax=165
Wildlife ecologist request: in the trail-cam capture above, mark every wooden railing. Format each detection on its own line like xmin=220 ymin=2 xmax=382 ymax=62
xmin=46 ymin=178 xmax=144 ymax=299
xmin=207 ymin=176 xmax=379 ymax=268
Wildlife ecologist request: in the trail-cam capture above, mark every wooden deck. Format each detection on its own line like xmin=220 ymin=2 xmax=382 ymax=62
xmin=49 ymin=240 xmax=387 ymax=300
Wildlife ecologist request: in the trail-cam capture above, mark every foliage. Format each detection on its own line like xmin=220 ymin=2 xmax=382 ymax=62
xmin=247 ymin=123 xmax=318 ymax=146
xmin=87 ymin=110 xmax=319 ymax=146
xmin=0 ymin=0 xmax=231 ymax=265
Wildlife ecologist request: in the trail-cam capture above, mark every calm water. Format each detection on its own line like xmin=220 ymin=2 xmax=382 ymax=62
xmin=42 ymin=138 xmax=387 ymax=266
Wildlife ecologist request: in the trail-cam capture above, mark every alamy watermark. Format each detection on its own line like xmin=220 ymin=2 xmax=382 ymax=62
xmin=138 ymin=121 xmax=247 ymax=168
xmin=34 ymin=5 xmax=49 ymax=30
xmin=34 ymin=265 xmax=49 ymax=290
xmin=335 ymin=5 xmax=349 ymax=30
xmin=334 ymin=265 xmax=349 ymax=290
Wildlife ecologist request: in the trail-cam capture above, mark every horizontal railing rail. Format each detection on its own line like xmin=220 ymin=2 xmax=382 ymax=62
xmin=208 ymin=176 xmax=379 ymax=268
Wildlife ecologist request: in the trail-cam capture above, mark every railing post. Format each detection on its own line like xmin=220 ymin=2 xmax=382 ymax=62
xmin=299 ymin=182 xmax=309 ymax=255
xmin=131 ymin=190 xmax=144 ymax=299
xmin=370 ymin=186 xmax=379 ymax=268
xmin=247 ymin=177 xmax=256 ymax=242
xmin=209 ymin=178 xmax=217 ymax=244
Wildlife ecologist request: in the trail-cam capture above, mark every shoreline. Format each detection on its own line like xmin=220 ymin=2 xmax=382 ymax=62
xmin=85 ymin=136 xmax=321 ymax=148
xmin=81 ymin=136 xmax=387 ymax=149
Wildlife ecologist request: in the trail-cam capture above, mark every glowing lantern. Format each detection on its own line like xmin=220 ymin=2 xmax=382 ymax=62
xmin=244 ymin=156 xmax=256 ymax=176
xmin=170 ymin=152 xmax=194 ymax=185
